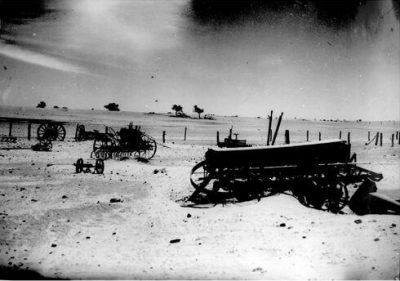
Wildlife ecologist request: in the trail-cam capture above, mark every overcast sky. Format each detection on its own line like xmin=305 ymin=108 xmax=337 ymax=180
xmin=0 ymin=0 xmax=399 ymax=120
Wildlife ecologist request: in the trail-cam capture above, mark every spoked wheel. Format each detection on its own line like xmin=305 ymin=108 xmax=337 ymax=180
xmin=37 ymin=123 xmax=66 ymax=141
xmin=95 ymin=159 xmax=104 ymax=174
xmin=75 ymin=124 xmax=85 ymax=141
xmin=75 ymin=158 xmax=84 ymax=173
xmin=137 ymin=135 xmax=157 ymax=160
xmin=299 ymin=179 xmax=349 ymax=213
xmin=190 ymin=161 xmax=215 ymax=196
xmin=323 ymin=181 xmax=349 ymax=213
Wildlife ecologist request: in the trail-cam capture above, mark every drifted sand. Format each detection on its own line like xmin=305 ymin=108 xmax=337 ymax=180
xmin=0 ymin=127 xmax=399 ymax=279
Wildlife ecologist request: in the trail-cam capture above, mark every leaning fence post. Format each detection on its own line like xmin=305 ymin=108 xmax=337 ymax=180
xmin=379 ymin=132 xmax=383 ymax=146
xmin=306 ymin=130 xmax=309 ymax=142
xmin=8 ymin=122 xmax=12 ymax=137
xmin=375 ymin=132 xmax=379 ymax=146
xmin=284 ymin=130 xmax=290 ymax=144
xmin=162 ymin=131 xmax=166 ymax=143
xmin=347 ymin=132 xmax=351 ymax=144
xmin=184 ymin=127 xmax=187 ymax=141
xmin=27 ymin=123 xmax=31 ymax=140
xmin=267 ymin=110 xmax=273 ymax=146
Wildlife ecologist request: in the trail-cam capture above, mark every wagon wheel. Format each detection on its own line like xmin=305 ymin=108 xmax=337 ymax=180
xmin=190 ymin=161 xmax=215 ymax=195
xmin=323 ymin=181 xmax=349 ymax=213
xmin=37 ymin=123 xmax=66 ymax=141
xmin=75 ymin=124 xmax=85 ymax=141
xmin=95 ymin=159 xmax=104 ymax=174
xmin=75 ymin=158 xmax=84 ymax=173
xmin=137 ymin=135 xmax=157 ymax=160
xmin=299 ymin=180 xmax=327 ymax=210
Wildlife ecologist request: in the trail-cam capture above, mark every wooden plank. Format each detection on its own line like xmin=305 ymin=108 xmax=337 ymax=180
xmin=205 ymin=139 xmax=351 ymax=168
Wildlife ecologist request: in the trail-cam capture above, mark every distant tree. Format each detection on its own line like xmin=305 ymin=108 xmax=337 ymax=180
xmin=193 ymin=105 xmax=204 ymax=119
xmin=172 ymin=104 xmax=183 ymax=116
xmin=36 ymin=101 xmax=46 ymax=108
xmin=104 ymin=102 xmax=120 ymax=111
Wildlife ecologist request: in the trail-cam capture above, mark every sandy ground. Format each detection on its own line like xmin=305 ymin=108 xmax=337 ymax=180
xmin=0 ymin=134 xmax=399 ymax=279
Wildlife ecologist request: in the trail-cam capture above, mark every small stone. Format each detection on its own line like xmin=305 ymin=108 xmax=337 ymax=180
xmin=51 ymin=244 xmax=57 ymax=248
xmin=170 ymin=239 xmax=181 ymax=244
xmin=374 ymin=238 xmax=379 ymax=242
xmin=86 ymin=236 xmax=91 ymax=239
xmin=354 ymin=219 xmax=362 ymax=224
xmin=279 ymin=223 xmax=286 ymax=227
xmin=62 ymin=195 xmax=68 ymax=199
xmin=187 ymin=213 xmax=192 ymax=218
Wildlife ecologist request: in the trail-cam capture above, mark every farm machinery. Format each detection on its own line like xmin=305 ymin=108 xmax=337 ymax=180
xmin=90 ymin=123 xmax=157 ymax=160
xmin=190 ymin=139 xmax=383 ymax=213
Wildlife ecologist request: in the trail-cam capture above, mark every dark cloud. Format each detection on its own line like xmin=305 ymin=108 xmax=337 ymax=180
xmin=393 ymin=0 xmax=399 ymax=20
xmin=189 ymin=0 xmax=371 ymax=29
xmin=0 ymin=0 xmax=52 ymax=24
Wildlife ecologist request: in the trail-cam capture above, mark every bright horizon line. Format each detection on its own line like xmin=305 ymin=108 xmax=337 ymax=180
xmin=1 ymin=104 xmax=399 ymax=123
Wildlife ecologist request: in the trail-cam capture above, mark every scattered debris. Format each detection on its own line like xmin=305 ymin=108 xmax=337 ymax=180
xmin=110 ymin=198 xmax=123 ymax=203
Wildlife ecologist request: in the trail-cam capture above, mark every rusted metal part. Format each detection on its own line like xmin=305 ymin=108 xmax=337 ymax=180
xmin=74 ymin=158 xmax=104 ymax=174
xmin=190 ymin=139 xmax=383 ymax=214
xmin=31 ymin=140 xmax=53 ymax=151
xmin=217 ymin=127 xmax=251 ymax=148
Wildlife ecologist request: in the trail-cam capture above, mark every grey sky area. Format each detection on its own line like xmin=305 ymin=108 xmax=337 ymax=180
xmin=0 ymin=0 xmax=399 ymax=121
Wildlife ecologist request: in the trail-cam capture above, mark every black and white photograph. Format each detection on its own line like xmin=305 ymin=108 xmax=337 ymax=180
xmin=0 ymin=0 xmax=399 ymax=279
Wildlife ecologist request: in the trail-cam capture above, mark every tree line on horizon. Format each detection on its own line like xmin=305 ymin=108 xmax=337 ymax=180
xmin=172 ymin=104 xmax=205 ymax=119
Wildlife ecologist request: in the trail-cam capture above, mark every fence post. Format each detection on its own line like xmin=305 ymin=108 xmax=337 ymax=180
xmin=379 ymin=132 xmax=383 ymax=146
xmin=347 ymin=132 xmax=351 ymax=144
xmin=284 ymin=130 xmax=290 ymax=144
xmin=8 ymin=122 xmax=12 ymax=137
xmin=368 ymin=131 xmax=370 ymax=142
xmin=391 ymin=134 xmax=394 ymax=147
xmin=306 ymin=130 xmax=309 ymax=142
xmin=105 ymin=126 xmax=108 ymax=134
xmin=339 ymin=131 xmax=342 ymax=139
xmin=318 ymin=132 xmax=321 ymax=141
xmin=267 ymin=110 xmax=273 ymax=146
xmin=184 ymin=127 xmax=187 ymax=141
xmin=216 ymin=131 xmax=220 ymax=144
xmin=375 ymin=132 xmax=379 ymax=146
xmin=27 ymin=123 xmax=31 ymax=140
xmin=396 ymin=131 xmax=399 ymax=140
xmin=162 ymin=131 xmax=166 ymax=143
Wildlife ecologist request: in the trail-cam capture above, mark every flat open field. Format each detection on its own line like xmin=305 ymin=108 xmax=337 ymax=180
xmin=0 ymin=106 xmax=399 ymax=279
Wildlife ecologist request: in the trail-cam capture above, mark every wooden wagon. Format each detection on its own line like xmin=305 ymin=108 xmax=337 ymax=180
xmin=190 ymin=139 xmax=383 ymax=213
